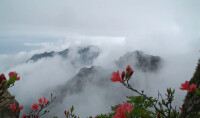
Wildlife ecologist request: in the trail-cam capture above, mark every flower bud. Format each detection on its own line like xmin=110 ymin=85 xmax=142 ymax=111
xmin=121 ymin=71 xmax=125 ymax=80
xmin=64 ymin=110 xmax=67 ymax=115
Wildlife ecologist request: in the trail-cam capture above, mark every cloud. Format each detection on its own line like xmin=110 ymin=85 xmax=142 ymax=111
xmin=2 ymin=38 xmax=197 ymax=117
xmin=1 ymin=0 xmax=200 ymax=37
xmin=0 ymin=32 xmax=199 ymax=117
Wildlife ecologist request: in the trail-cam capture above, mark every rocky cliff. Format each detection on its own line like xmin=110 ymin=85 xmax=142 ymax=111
xmin=181 ymin=59 xmax=200 ymax=117
xmin=0 ymin=90 xmax=19 ymax=118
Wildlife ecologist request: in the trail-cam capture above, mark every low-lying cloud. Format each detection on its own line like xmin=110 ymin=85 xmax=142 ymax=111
xmin=0 ymin=37 xmax=197 ymax=117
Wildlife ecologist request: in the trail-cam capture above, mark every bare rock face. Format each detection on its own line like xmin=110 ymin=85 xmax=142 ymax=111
xmin=181 ymin=59 xmax=200 ymax=117
xmin=116 ymin=51 xmax=162 ymax=72
xmin=0 ymin=90 xmax=19 ymax=118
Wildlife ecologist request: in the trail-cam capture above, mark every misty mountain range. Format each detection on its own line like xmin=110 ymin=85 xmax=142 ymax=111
xmin=54 ymin=50 xmax=162 ymax=101
xmin=13 ymin=45 xmax=164 ymax=117
xmin=28 ymin=46 xmax=100 ymax=68
xmin=28 ymin=45 xmax=162 ymax=72
xmin=27 ymin=45 xmax=162 ymax=106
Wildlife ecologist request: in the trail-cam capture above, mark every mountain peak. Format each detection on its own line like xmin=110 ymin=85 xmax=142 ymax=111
xmin=116 ymin=50 xmax=162 ymax=72
xmin=27 ymin=46 xmax=100 ymax=67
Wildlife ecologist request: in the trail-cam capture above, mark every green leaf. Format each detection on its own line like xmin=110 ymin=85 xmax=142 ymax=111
xmin=8 ymin=74 xmax=17 ymax=85
xmin=2 ymin=80 xmax=7 ymax=88
xmin=195 ymin=88 xmax=200 ymax=95
xmin=167 ymin=88 xmax=171 ymax=94
xmin=162 ymin=99 xmax=165 ymax=105
xmin=70 ymin=105 xmax=74 ymax=113
xmin=126 ymin=71 xmax=130 ymax=78
xmin=172 ymin=89 xmax=175 ymax=94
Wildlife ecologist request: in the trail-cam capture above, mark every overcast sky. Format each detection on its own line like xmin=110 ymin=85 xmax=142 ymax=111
xmin=0 ymin=0 xmax=200 ymax=36
xmin=0 ymin=0 xmax=199 ymax=56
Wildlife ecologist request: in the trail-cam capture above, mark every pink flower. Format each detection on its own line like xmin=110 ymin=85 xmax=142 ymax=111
xmin=9 ymin=104 xmax=16 ymax=112
xmin=8 ymin=72 xmax=17 ymax=78
xmin=8 ymin=71 xmax=20 ymax=81
xmin=32 ymin=103 xmax=39 ymax=111
xmin=33 ymin=114 xmax=40 ymax=118
xmin=0 ymin=74 xmax=6 ymax=82
xmin=113 ymin=105 xmax=126 ymax=118
xmin=22 ymin=114 xmax=26 ymax=118
xmin=126 ymin=65 xmax=134 ymax=77
xmin=38 ymin=97 xmax=49 ymax=106
xmin=22 ymin=114 xmax=30 ymax=118
xmin=43 ymin=97 xmax=49 ymax=105
xmin=38 ymin=98 xmax=43 ymax=104
xmin=16 ymin=76 xmax=20 ymax=81
xmin=121 ymin=71 xmax=125 ymax=80
xmin=110 ymin=71 xmax=123 ymax=83
xmin=64 ymin=110 xmax=67 ymax=115
xmin=179 ymin=107 xmax=183 ymax=112
xmin=180 ymin=81 xmax=189 ymax=91
xmin=157 ymin=113 xmax=160 ymax=118
xmin=113 ymin=103 xmax=134 ymax=118
xmin=9 ymin=104 xmax=23 ymax=114
xmin=189 ymin=84 xmax=197 ymax=92
xmin=122 ymin=103 xmax=133 ymax=113
xmin=17 ymin=105 xmax=23 ymax=111
xmin=0 ymin=74 xmax=6 ymax=87
xmin=126 ymin=65 xmax=131 ymax=72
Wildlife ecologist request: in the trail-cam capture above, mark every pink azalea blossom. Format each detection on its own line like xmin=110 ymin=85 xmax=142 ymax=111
xmin=180 ymin=81 xmax=189 ymax=91
xmin=33 ymin=114 xmax=40 ymax=118
xmin=113 ymin=103 xmax=133 ymax=118
xmin=32 ymin=103 xmax=39 ymax=111
xmin=9 ymin=104 xmax=16 ymax=112
xmin=43 ymin=97 xmax=49 ymax=105
xmin=8 ymin=71 xmax=20 ymax=81
xmin=110 ymin=71 xmax=123 ymax=83
xmin=64 ymin=110 xmax=67 ymax=115
xmin=126 ymin=65 xmax=134 ymax=77
xmin=16 ymin=76 xmax=20 ymax=81
xmin=22 ymin=114 xmax=30 ymax=118
xmin=113 ymin=105 xmax=126 ymax=118
xmin=179 ymin=107 xmax=183 ymax=112
xmin=9 ymin=104 xmax=23 ymax=114
xmin=17 ymin=105 xmax=23 ymax=111
xmin=121 ymin=71 xmax=125 ymax=81
xmin=38 ymin=98 xmax=43 ymax=104
xmin=8 ymin=72 xmax=17 ymax=78
xmin=122 ymin=103 xmax=133 ymax=113
xmin=0 ymin=74 xmax=6 ymax=87
xmin=189 ymin=84 xmax=197 ymax=92
xmin=38 ymin=97 xmax=49 ymax=107
xmin=157 ymin=113 xmax=160 ymax=118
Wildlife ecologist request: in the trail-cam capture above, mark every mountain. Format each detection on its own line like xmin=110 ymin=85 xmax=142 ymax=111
xmin=55 ymin=66 xmax=110 ymax=102
xmin=116 ymin=51 xmax=162 ymax=72
xmin=39 ymin=50 xmax=163 ymax=117
xmin=28 ymin=46 xmax=99 ymax=67
xmin=53 ymin=51 xmax=162 ymax=102
xmin=28 ymin=51 xmax=57 ymax=61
